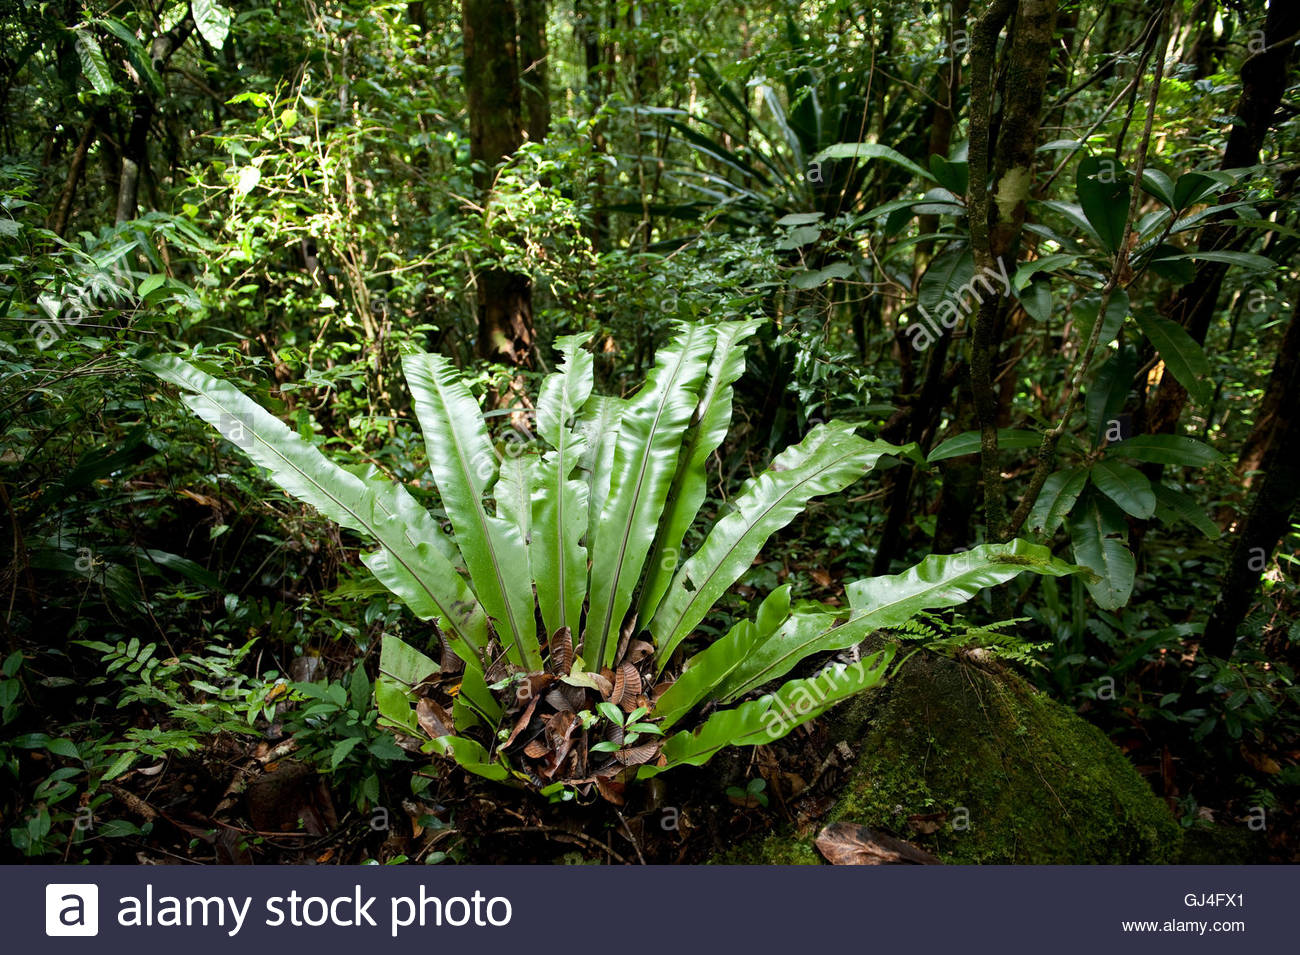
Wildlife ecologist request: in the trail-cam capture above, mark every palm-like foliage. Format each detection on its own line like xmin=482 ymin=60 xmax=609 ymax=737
xmin=146 ymin=322 xmax=1079 ymax=797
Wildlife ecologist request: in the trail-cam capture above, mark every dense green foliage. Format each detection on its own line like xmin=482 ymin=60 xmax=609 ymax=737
xmin=2 ymin=0 xmax=1298 ymax=862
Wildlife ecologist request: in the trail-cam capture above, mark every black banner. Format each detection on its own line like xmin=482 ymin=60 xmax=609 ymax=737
xmin=17 ymin=864 xmax=1293 ymax=953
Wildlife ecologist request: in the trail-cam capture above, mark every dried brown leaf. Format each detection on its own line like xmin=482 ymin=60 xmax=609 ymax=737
xmin=523 ymin=738 xmax=548 ymax=759
xmin=620 ymin=692 xmax=650 ymax=714
xmin=594 ymin=776 xmax=626 ymax=805
xmin=545 ymin=688 xmax=575 ymax=712
xmin=548 ymin=627 xmax=574 ymax=676
xmin=415 ymin=698 xmax=453 ymax=739
xmin=814 ymin=822 xmax=942 ymax=865
xmin=621 ymin=639 xmax=655 ymax=666
xmin=503 ymin=694 xmax=539 ymax=748
xmin=614 ymin=741 xmax=660 ymax=766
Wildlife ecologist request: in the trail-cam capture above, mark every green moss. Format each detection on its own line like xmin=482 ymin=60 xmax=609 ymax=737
xmin=828 ymin=652 xmax=1183 ymax=864
xmin=1176 ymin=823 xmax=1268 ymax=864
xmin=712 ymin=830 xmax=822 ymax=865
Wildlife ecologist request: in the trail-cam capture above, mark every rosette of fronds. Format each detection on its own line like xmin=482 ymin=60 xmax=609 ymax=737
xmin=147 ymin=322 xmax=1079 ymax=801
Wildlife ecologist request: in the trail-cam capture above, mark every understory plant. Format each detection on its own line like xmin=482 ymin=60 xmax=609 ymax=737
xmin=146 ymin=321 xmax=1079 ymax=800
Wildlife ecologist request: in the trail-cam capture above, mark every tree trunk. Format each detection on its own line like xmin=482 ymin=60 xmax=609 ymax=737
xmin=114 ymin=20 xmax=193 ymax=224
xmin=115 ymin=96 xmax=152 ymax=224
xmin=575 ymin=0 xmax=608 ymax=251
xmin=462 ymin=0 xmax=535 ymax=366
xmin=1236 ymin=297 xmax=1300 ymax=481
xmin=1142 ymin=0 xmax=1300 ymax=438
xmin=1203 ymin=296 xmax=1300 ymax=659
xmin=48 ymin=119 xmax=95 ymax=236
xmin=518 ymin=0 xmax=549 ymax=142
xmin=968 ymin=0 xmax=1059 ymax=542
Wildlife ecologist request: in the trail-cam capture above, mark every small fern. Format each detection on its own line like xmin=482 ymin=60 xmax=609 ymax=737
xmin=884 ymin=612 xmax=1050 ymax=670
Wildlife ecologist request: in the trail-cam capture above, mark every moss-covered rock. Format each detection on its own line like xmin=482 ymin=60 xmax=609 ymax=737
xmin=826 ymin=650 xmax=1183 ymax=863
xmin=711 ymin=830 xmax=822 ymax=865
xmin=1176 ymin=823 xmax=1268 ymax=864
xmin=715 ymin=649 xmax=1183 ymax=864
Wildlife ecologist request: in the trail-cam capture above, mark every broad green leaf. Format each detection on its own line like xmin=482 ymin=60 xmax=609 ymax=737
xmin=1075 ymin=288 xmax=1129 ymax=349
xmin=425 ymin=734 xmax=509 ymax=782
xmin=775 ymin=212 xmax=825 ymax=227
xmin=98 ymin=18 xmax=165 ymax=97
xmin=1028 ymin=467 xmax=1089 ymax=535
xmin=331 ymin=737 xmax=362 ymax=769
xmin=1012 ymin=253 xmax=1078 ymax=293
xmin=1172 ymin=171 xmax=1228 ymax=211
xmin=1038 ymin=200 xmax=1103 ymax=245
xmin=926 ymin=428 xmax=1042 ymax=463
xmin=536 ymin=332 xmax=595 ymax=446
xmin=586 ymin=325 xmax=715 ymax=666
xmin=1140 ymin=168 xmax=1176 ymax=208
xmin=650 ymin=424 xmax=913 ymax=669
xmin=577 ymin=396 xmax=625 ymax=542
xmin=928 ymin=155 xmax=969 ymax=197
xmin=494 ymin=453 xmax=535 ymax=544
xmin=1090 ymin=459 xmax=1156 ymax=519
xmin=814 ymin=142 xmax=936 ymax=184
xmin=918 ymin=245 xmax=975 ymax=315
xmin=1133 ymin=311 xmax=1213 ymax=405
xmin=137 ymin=273 xmax=166 ymax=298
xmin=1068 ymin=494 xmax=1135 ymax=610
xmin=403 ymin=353 xmax=538 ymax=669
xmin=349 ymin=666 xmax=371 ymax=714
xmin=1086 ymin=346 xmax=1137 ymax=446
xmin=775 ymin=224 xmax=822 ymax=250
xmin=1145 ymin=244 xmax=1196 ymax=285
xmin=145 ymin=356 xmax=491 ymax=657
xmin=1164 ymin=250 xmax=1276 ymax=272
xmin=791 ymin=262 xmax=854 ymax=289
xmin=1076 ymin=154 xmax=1132 ymax=254
xmin=374 ymin=676 xmax=419 ymax=735
xmin=102 ymin=751 xmax=137 ymax=781
xmin=532 ymin=334 xmax=595 ymax=639
xmin=1019 ymin=279 xmax=1052 ymax=324
xmin=1109 ymin=434 xmax=1222 ymax=467
xmin=654 ymin=585 xmax=793 ymax=728
xmin=642 ymin=650 xmax=895 ymax=776
xmin=192 ymin=0 xmax=232 ymax=48
xmin=379 ymin=634 xmax=439 ymax=688
xmin=689 ymin=541 xmax=1084 ymax=701
xmin=639 ymin=319 xmax=762 ymax=625
xmin=1152 ymin=484 xmax=1221 ymax=540
xmin=74 ymin=30 xmax=114 ymax=94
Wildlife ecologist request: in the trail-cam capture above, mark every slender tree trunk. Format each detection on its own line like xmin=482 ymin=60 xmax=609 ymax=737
xmin=113 ymin=19 xmax=193 ymax=224
xmin=462 ymin=0 xmax=535 ymax=366
xmin=115 ymin=96 xmax=152 ymax=224
xmin=576 ymin=0 xmax=607 ymax=251
xmin=518 ymin=0 xmax=549 ymax=141
xmin=48 ymin=119 xmax=95 ymax=236
xmin=969 ymin=0 xmax=1059 ymax=542
xmin=1236 ymin=297 xmax=1300 ymax=480
xmin=1204 ymin=296 xmax=1300 ymax=659
xmin=1143 ymin=0 xmax=1300 ymax=437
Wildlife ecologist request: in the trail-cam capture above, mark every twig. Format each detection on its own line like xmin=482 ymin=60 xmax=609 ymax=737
xmin=615 ymin=809 xmax=647 ymax=865
xmin=493 ymin=824 xmax=633 ymax=865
